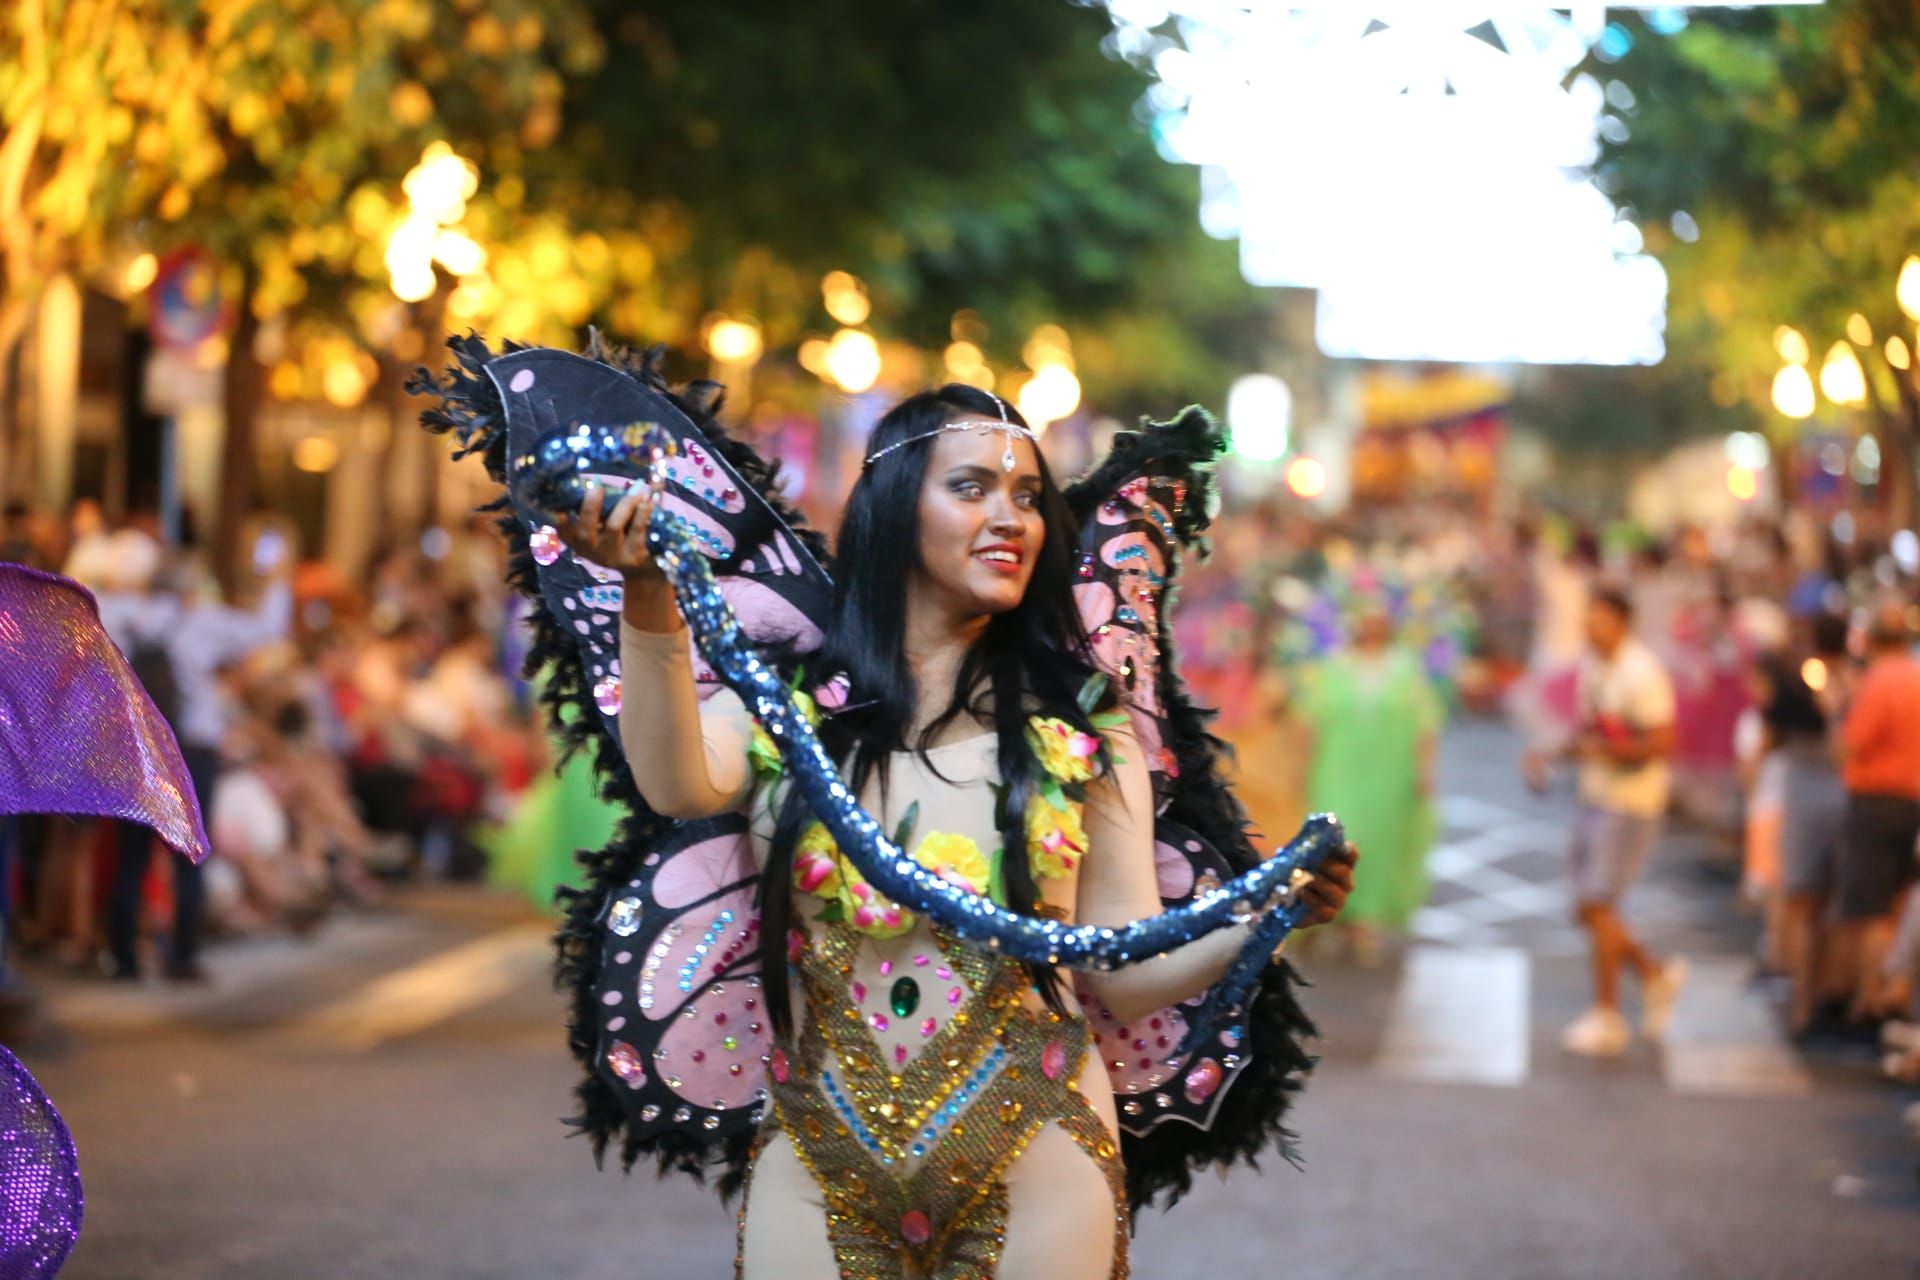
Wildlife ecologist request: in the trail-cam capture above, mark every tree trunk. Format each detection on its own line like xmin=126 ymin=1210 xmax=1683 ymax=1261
xmin=0 ymin=294 xmax=36 ymax=507
xmin=215 ymin=271 xmax=261 ymax=591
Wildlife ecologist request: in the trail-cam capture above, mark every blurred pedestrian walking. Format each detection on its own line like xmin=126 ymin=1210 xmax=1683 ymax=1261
xmin=1528 ymin=586 xmax=1686 ymax=1056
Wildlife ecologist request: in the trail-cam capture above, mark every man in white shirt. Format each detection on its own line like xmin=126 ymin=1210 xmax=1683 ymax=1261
xmin=1529 ymin=586 xmax=1688 ymax=1056
xmin=98 ymin=553 xmax=293 ymax=982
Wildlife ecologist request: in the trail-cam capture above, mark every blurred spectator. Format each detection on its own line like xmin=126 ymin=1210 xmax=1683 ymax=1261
xmin=100 ymin=552 xmax=292 ymax=981
xmin=1835 ymin=603 xmax=1920 ymax=1023
xmin=1295 ymin=605 xmax=1442 ymax=966
xmin=1534 ymin=587 xmax=1688 ymax=1057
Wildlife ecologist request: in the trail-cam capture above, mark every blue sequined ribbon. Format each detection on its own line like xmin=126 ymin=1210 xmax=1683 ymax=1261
xmin=514 ymin=425 xmax=1342 ymax=1039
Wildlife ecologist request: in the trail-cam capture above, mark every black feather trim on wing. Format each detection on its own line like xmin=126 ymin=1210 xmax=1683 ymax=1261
xmin=1067 ymin=406 xmax=1321 ymax=1219
xmin=410 ymin=331 xmax=825 ymax=1195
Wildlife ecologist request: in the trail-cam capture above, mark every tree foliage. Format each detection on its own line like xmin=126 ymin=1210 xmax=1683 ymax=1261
xmin=1591 ymin=2 xmax=1920 ymax=432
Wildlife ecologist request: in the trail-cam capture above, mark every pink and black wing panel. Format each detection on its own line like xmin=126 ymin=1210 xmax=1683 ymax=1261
xmin=593 ymin=814 xmax=772 ymax=1139
xmin=1074 ymin=817 xmax=1248 ymax=1137
xmin=488 ymin=346 xmax=833 ymax=735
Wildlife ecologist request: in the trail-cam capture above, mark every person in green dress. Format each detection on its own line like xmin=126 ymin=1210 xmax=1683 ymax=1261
xmin=480 ymin=689 xmax=622 ymax=910
xmin=1296 ymin=605 xmax=1443 ymax=964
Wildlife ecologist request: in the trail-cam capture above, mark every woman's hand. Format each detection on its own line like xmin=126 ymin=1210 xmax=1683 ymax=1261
xmin=1298 ymin=840 xmax=1358 ymax=928
xmin=555 ymin=481 xmax=666 ymax=582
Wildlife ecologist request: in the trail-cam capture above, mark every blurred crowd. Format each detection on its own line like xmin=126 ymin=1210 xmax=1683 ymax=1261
xmin=0 ymin=498 xmax=546 ymax=990
xmin=1180 ymin=495 xmax=1920 ymax=1074
xmin=7 ymin=483 xmax=1920 ymax=1089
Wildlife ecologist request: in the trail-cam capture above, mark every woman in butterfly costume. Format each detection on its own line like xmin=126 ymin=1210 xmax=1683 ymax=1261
xmin=416 ymin=336 xmax=1356 ymax=1279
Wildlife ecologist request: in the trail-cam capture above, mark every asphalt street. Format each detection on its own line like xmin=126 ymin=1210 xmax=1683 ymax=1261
xmin=14 ymin=720 xmax=1920 ymax=1279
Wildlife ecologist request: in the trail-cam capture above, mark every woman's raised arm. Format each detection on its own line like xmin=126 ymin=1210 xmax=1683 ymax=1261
xmin=562 ymin=483 xmax=754 ymax=819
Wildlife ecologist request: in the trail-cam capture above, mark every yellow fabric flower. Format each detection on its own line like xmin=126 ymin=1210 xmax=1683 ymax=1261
xmin=1025 ymin=795 xmax=1088 ymax=880
xmin=793 ymin=821 xmax=844 ymax=897
xmin=1027 ymin=715 xmax=1101 ymax=784
xmin=912 ymin=831 xmax=992 ymax=897
xmin=792 ymin=820 xmax=916 ymax=937
xmin=838 ymin=866 xmax=915 ymax=938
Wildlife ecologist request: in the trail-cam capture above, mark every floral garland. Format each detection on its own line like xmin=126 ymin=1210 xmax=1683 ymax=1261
xmin=751 ymin=679 xmax=1127 ymax=939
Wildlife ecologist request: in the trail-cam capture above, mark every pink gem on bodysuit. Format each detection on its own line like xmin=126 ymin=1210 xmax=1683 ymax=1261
xmin=852 ymin=981 xmax=867 ymax=1003
xmin=593 ymin=676 xmax=623 ymax=716
xmin=878 ymin=960 xmax=893 ymax=977
xmin=894 ymin=1045 xmax=908 ymax=1066
xmin=1041 ymin=1040 xmax=1068 ymax=1081
xmin=870 ymin=1013 xmax=889 ymax=1033
xmin=606 ymin=1040 xmax=646 ymax=1088
xmin=901 ymin=1211 xmax=932 ymax=1246
xmin=1183 ymin=1059 xmax=1223 ymax=1104
xmin=530 ymin=525 xmax=565 ymax=565
xmin=947 ymin=987 xmax=962 ymax=1007
xmin=920 ymin=1017 xmax=937 ymax=1038
xmin=770 ymin=1048 xmax=790 ymax=1084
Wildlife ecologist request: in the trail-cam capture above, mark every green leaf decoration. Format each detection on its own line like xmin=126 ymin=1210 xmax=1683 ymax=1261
xmin=891 ymin=800 xmax=921 ymax=849
xmin=1077 ymin=671 xmax=1109 ymax=714
xmin=815 ymin=899 xmax=846 ymax=924
xmin=988 ymin=846 xmax=1008 ymax=905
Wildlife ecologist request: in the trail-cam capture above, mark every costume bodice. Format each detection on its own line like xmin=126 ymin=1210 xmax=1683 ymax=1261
xmin=750 ymin=731 xmax=1081 ymax=1082
xmin=746 ymin=731 xmax=1125 ymax=1273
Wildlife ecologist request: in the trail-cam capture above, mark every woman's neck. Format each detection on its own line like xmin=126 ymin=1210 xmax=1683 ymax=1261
xmin=903 ymin=585 xmax=990 ymax=738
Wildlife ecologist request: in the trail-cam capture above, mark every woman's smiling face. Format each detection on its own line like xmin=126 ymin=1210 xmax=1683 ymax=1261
xmin=912 ymin=422 xmax=1045 ymax=618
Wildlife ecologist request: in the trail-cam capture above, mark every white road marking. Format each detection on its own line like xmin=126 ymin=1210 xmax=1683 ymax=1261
xmin=1660 ymin=955 xmax=1812 ymax=1097
xmin=290 ymin=924 xmax=551 ymax=1050
xmin=1376 ymin=944 xmax=1531 ymax=1087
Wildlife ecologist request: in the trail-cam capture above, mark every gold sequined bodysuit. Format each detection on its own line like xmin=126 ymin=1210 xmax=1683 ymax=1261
xmin=738 ymin=920 xmax=1128 ymax=1279
xmin=616 ymin=626 xmax=1131 ymax=1278
xmin=734 ymin=733 xmax=1129 ymax=1280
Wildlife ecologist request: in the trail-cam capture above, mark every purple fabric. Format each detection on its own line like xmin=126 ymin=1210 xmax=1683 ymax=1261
xmin=0 ymin=1047 xmax=81 ymax=1278
xmin=0 ymin=564 xmax=208 ymax=862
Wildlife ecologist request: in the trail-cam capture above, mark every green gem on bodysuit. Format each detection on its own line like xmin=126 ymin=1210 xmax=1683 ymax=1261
xmin=890 ymin=976 xmax=921 ymax=1018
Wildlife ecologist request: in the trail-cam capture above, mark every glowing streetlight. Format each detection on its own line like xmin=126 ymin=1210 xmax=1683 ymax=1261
xmin=1846 ymin=313 xmax=1873 ymax=347
xmin=1772 ymin=325 xmax=1810 ymax=366
xmin=823 ymin=328 xmax=881 ymax=393
xmin=1889 ymin=336 xmax=1913 ymax=372
xmin=1724 ymin=431 xmax=1769 ymax=472
xmin=1226 ymin=373 xmax=1292 ymax=461
xmin=403 ymin=142 xmax=479 ymax=226
xmin=431 ymin=229 xmax=487 ymax=277
xmin=292 ymin=436 xmax=342 ymax=472
xmin=822 ymin=271 xmax=871 ymax=327
xmin=943 ymin=340 xmax=994 ymax=390
xmin=124 ymin=252 xmax=158 ymax=293
xmin=1771 ymin=364 xmax=1815 ymax=419
xmin=1819 ymin=340 xmax=1867 ymax=407
xmin=1016 ymin=364 xmax=1081 ymax=429
xmin=1285 ymin=456 xmax=1327 ymax=499
xmin=1725 ymin=465 xmax=1758 ymax=501
xmin=1899 ymin=256 xmax=1920 ymax=323
xmin=705 ymin=317 xmax=764 ymax=364
xmin=1021 ymin=324 xmax=1073 ymax=373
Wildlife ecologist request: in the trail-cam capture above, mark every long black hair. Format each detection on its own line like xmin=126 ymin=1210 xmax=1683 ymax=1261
xmin=757 ymin=384 xmax=1113 ymax=1037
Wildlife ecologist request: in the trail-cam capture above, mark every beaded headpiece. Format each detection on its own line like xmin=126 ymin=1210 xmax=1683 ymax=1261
xmin=862 ymin=394 xmax=1035 ymax=473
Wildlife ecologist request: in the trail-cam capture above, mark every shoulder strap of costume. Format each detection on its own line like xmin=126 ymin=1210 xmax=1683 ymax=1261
xmin=412 ymin=332 xmax=832 ymax=1192
xmin=1064 ymin=407 xmax=1318 ymax=1216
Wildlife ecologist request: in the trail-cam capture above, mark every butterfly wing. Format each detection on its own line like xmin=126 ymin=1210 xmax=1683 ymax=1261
xmin=1065 ymin=407 xmax=1318 ymax=1211
xmin=415 ymin=334 xmax=832 ymax=1182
